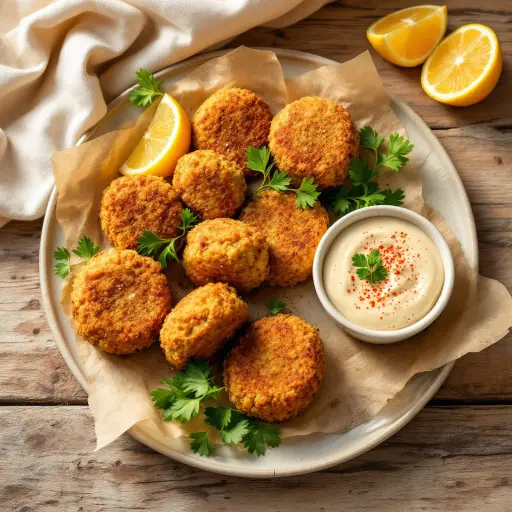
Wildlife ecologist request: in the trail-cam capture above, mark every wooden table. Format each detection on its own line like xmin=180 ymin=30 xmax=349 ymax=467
xmin=1 ymin=1 xmax=511 ymax=510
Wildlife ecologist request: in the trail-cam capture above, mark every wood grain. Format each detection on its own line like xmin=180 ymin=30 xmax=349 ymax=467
xmin=1 ymin=405 xmax=512 ymax=511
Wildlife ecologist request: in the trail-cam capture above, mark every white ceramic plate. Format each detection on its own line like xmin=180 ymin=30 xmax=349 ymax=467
xmin=40 ymin=48 xmax=478 ymax=478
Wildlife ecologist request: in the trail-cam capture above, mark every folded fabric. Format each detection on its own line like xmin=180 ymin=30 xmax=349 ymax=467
xmin=0 ymin=0 xmax=328 ymax=227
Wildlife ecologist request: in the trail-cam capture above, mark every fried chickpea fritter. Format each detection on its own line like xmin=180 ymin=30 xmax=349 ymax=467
xmin=183 ymin=218 xmax=269 ymax=293
xmin=240 ymin=190 xmax=329 ymax=287
xmin=269 ymin=96 xmax=359 ymax=189
xmin=192 ymin=88 xmax=272 ymax=175
xmin=160 ymin=283 xmax=248 ymax=369
xmin=173 ymin=150 xmax=247 ymax=219
xmin=224 ymin=314 xmax=325 ymax=423
xmin=100 ymin=175 xmax=182 ymax=250
xmin=71 ymin=249 xmax=171 ymax=355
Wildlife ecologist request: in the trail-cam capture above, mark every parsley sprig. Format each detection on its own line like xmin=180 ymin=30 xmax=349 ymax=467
xmin=352 ymin=249 xmax=388 ymax=284
xmin=246 ymin=146 xmax=320 ymax=209
xmin=267 ymin=298 xmax=286 ymax=315
xmin=327 ymin=127 xmax=412 ymax=217
xmin=53 ymin=236 xmax=100 ymax=279
xmin=151 ymin=360 xmax=281 ymax=457
xmin=137 ymin=208 xmax=198 ymax=268
xmin=128 ymin=68 xmax=164 ymax=107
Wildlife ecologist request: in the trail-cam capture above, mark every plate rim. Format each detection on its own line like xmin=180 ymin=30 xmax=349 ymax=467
xmin=39 ymin=47 xmax=478 ymax=478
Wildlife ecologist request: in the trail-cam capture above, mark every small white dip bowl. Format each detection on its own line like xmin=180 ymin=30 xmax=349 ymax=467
xmin=313 ymin=206 xmax=454 ymax=344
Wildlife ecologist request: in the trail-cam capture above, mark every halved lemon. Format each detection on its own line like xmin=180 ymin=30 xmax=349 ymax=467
xmin=367 ymin=5 xmax=448 ymax=67
xmin=421 ymin=24 xmax=502 ymax=106
xmin=121 ymin=94 xmax=191 ymax=177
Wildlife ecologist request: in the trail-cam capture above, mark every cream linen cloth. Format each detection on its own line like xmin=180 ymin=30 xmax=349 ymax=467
xmin=0 ymin=0 xmax=328 ymax=227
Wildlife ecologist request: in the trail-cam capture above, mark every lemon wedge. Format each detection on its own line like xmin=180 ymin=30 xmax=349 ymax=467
xmin=121 ymin=93 xmax=191 ymax=177
xmin=367 ymin=5 xmax=448 ymax=67
xmin=421 ymin=24 xmax=502 ymax=106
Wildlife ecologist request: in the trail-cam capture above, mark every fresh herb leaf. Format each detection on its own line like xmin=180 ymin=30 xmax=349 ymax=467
xmin=359 ymin=126 xmax=385 ymax=153
xmin=189 ymin=431 xmax=214 ymax=457
xmin=166 ymin=397 xmax=202 ymax=423
xmin=295 ymin=177 xmax=320 ymax=209
xmin=243 ymin=420 xmax=281 ymax=456
xmin=382 ymin=188 xmax=405 ymax=206
xmin=72 ymin=236 xmax=100 ymax=260
xmin=137 ymin=208 xmax=198 ymax=267
xmin=180 ymin=360 xmax=213 ymax=397
xmin=128 ymin=68 xmax=164 ymax=107
xmin=378 ymin=132 xmax=414 ymax=171
xmin=220 ymin=419 xmax=250 ymax=445
xmin=248 ymin=146 xmax=319 ymax=208
xmin=267 ymin=298 xmax=286 ymax=316
xmin=150 ymin=387 xmax=177 ymax=410
xmin=352 ymin=249 xmax=388 ymax=284
xmin=348 ymin=158 xmax=378 ymax=186
xmin=53 ymin=236 xmax=100 ymax=279
xmin=205 ymin=407 xmax=232 ymax=430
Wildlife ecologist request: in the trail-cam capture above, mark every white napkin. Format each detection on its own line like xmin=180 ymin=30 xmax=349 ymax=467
xmin=0 ymin=0 xmax=328 ymax=227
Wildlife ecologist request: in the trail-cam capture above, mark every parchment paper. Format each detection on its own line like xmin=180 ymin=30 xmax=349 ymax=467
xmin=51 ymin=47 xmax=512 ymax=450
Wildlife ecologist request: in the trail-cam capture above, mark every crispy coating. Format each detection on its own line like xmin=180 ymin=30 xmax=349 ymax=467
xmin=100 ymin=175 xmax=182 ymax=250
xmin=269 ymin=96 xmax=359 ymax=189
xmin=192 ymin=88 xmax=272 ymax=175
xmin=173 ymin=150 xmax=247 ymax=219
xmin=71 ymin=249 xmax=171 ymax=355
xmin=183 ymin=218 xmax=269 ymax=293
xmin=160 ymin=283 xmax=248 ymax=369
xmin=240 ymin=190 xmax=329 ymax=287
xmin=224 ymin=314 xmax=325 ymax=423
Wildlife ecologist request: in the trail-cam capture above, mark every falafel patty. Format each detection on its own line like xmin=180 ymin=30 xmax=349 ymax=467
xmin=100 ymin=175 xmax=182 ymax=250
xmin=173 ymin=150 xmax=247 ymax=219
xmin=192 ymin=88 xmax=272 ymax=174
xmin=269 ymin=96 xmax=359 ymax=189
xmin=224 ymin=314 xmax=325 ymax=423
xmin=160 ymin=283 xmax=248 ymax=369
xmin=71 ymin=249 xmax=171 ymax=355
xmin=240 ymin=190 xmax=329 ymax=287
xmin=183 ymin=218 xmax=269 ymax=293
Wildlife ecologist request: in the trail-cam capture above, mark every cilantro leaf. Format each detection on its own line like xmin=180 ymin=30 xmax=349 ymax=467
xmin=189 ymin=431 xmax=214 ymax=457
xmin=181 ymin=360 xmax=213 ymax=397
xmin=72 ymin=236 xmax=100 ymax=260
xmin=53 ymin=247 xmax=70 ymax=262
xmin=137 ymin=208 xmax=198 ymax=267
xmin=128 ymin=68 xmax=164 ymax=107
xmin=165 ymin=397 xmax=202 ymax=423
xmin=382 ymin=188 xmax=405 ymax=206
xmin=220 ymin=419 xmax=250 ymax=445
xmin=388 ymin=133 xmax=414 ymax=156
xmin=295 ymin=177 xmax=320 ymax=209
xmin=268 ymin=171 xmax=292 ymax=192
xmin=246 ymin=145 xmax=271 ymax=175
xmin=243 ymin=420 xmax=281 ymax=456
xmin=267 ymin=298 xmax=286 ymax=316
xmin=54 ymin=262 xmax=71 ymax=279
xmin=378 ymin=154 xmax=408 ymax=172
xmin=150 ymin=387 xmax=177 ymax=410
xmin=352 ymin=250 xmax=388 ymax=284
xmin=359 ymin=126 xmax=385 ymax=152
xmin=205 ymin=407 xmax=232 ymax=430
xmin=348 ymin=158 xmax=378 ymax=186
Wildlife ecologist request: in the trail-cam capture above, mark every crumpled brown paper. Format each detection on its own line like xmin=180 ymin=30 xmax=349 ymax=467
xmin=51 ymin=47 xmax=512 ymax=450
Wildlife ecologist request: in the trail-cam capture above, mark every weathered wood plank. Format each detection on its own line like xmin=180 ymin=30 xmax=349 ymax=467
xmin=231 ymin=0 xmax=512 ymax=128
xmin=1 ymin=405 xmax=511 ymax=511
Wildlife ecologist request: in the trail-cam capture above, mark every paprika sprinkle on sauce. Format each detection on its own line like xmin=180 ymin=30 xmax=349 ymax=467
xmin=323 ymin=217 xmax=444 ymax=331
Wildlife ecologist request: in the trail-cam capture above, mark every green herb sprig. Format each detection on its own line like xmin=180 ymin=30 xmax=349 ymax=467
xmin=246 ymin=146 xmax=320 ymax=209
xmin=53 ymin=236 xmax=100 ymax=279
xmin=267 ymin=298 xmax=286 ymax=316
xmin=327 ymin=127 xmax=412 ymax=217
xmin=137 ymin=208 xmax=198 ymax=268
xmin=151 ymin=360 xmax=280 ymax=457
xmin=128 ymin=68 xmax=164 ymax=107
xmin=352 ymin=249 xmax=388 ymax=284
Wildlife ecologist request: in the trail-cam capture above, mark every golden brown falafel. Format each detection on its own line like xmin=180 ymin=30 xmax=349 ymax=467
xmin=240 ymin=190 xmax=329 ymax=287
xmin=71 ymin=249 xmax=171 ymax=355
xmin=269 ymin=96 xmax=359 ymax=189
xmin=192 ymin=88 xmax=272 ymax=174
xmin=173 ymin=150 xmax=247 ymax=219
xmin=100 ymin=175 xmax=182 ymax=250
xmin=183 ymin=218 xmax=269 ymax=293
xmin=224 ymin=314 xmax=325 ymax=423
xmin=160 ymin=283 xmax=248 ymax=369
